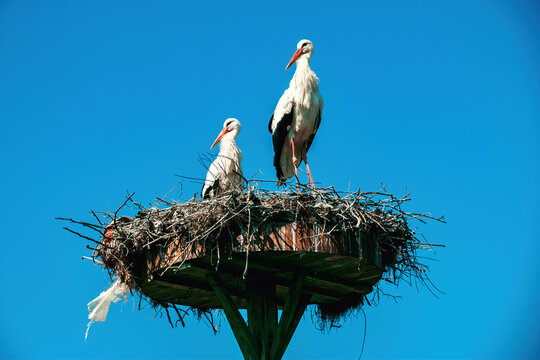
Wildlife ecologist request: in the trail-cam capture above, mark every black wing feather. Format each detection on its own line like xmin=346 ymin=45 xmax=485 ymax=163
xmin=270 ymin=105 xmax=295 ymax=181
xmin=305 ymin=109 xmax=322 ymax=152
xmin=201 ymin=178 xmax=220 ymax=200
xmin=268 ymin=114 xmax=274 ymax=133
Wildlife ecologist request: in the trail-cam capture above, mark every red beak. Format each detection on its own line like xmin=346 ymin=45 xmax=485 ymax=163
xmin=210 ymin=127 xmax=230 ymax=149
xmin=285 ymin=48 xmax=303 ymax=70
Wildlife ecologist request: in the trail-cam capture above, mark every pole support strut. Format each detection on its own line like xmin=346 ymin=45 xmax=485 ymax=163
xmin=207 ymin=272 xmax=311 ymax=360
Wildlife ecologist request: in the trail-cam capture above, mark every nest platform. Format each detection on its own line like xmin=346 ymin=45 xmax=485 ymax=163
xmin=142 ymin=226 xmax=386 ymax=310
xmin=66 ymin=187 xmax=440 ymax=360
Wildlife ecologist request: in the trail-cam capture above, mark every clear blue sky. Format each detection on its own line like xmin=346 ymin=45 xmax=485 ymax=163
xmin=1 ymin=1 xmax=539 ymax=359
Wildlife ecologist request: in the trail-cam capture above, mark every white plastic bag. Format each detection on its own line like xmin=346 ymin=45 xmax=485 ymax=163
xmin=85 ymin=278 xmax=127 ymax=340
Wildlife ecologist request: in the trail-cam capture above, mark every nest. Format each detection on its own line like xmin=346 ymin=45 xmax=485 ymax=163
xmin=61 ymin=184 xmax=443 ymax=331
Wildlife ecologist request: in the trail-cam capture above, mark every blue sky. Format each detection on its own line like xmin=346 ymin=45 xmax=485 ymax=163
xmin=1 ymin=0 xmax=539 ymax=359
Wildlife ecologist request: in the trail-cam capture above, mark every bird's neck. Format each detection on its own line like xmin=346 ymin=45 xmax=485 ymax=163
xmin=219 ymin=138 xmax=240 ymax=154
xmin=290 ymin=58 xmax=319 ymax=108
xmin=218 ymin=139 xmax=243 ymax=165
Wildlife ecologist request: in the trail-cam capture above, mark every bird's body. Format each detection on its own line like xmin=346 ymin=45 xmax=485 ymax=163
xmin=202 ymin=118 xmax=243 ymax=199
xmin=269 ymin=40 xmax=323 ymax=187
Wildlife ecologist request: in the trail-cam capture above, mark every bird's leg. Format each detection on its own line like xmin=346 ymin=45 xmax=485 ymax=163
xmin=291 ymin=137 xmax=299 ymax=166
xmin=302 ymin=153 xmax=316 ymax=190
xmin=293 ymin=171 xmax=300 ymax=193
xmin=291 ymin=138 xmax=300 ymax=192
xmin=305 ymin=162 xmax=316 ymax=189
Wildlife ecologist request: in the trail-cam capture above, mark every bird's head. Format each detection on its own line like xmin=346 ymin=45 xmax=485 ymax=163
xmin=285 ymin=39 xmax=314 ymax=70
xmin=210 ymin=118 xmax=241 ymax=149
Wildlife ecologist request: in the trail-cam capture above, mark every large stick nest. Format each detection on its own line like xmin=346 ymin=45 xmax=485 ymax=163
xmin=61 ymin=184 xmax=444 ymax=331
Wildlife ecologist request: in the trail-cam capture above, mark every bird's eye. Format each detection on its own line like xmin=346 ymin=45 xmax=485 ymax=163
xmin=302 ymin=42 xmax=308 ymax=48
xmin=225 ymin=121 xmax=232 ymax=128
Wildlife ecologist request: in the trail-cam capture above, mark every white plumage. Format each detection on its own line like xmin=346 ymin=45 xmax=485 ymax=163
xmin=269 ymin=39 xmax=323 ymax=187
xmin=201 ymin=118 xmax=243 ymax=199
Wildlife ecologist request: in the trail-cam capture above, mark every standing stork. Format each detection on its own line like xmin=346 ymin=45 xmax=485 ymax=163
xmin=201 ymin=118 xmax=243 ymax=199
xmin=269 ymin=39 xmax=323 ymax=189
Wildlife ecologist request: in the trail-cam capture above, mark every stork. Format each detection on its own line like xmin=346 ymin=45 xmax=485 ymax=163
xmin=268 ymin=39 xmax=323 ymax=189
xmin=201 ymin=118 xmax=243 ymax=199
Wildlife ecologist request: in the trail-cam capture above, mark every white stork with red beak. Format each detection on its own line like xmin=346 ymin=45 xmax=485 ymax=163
xmin=201 ymin=118 xmax=243 ymax=199
xmin=269 ymin=39 xmax=323 ymax=188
